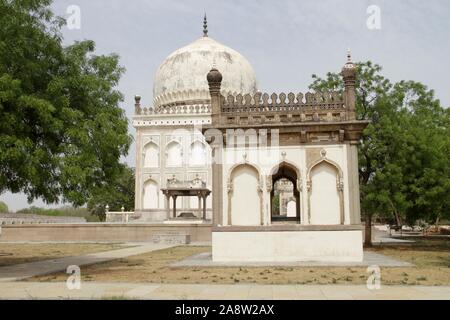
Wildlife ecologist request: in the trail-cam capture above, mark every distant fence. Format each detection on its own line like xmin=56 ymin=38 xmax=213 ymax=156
xmin=0 ymin=213 xmax=86 ymax=225
xmin=105 ymin=211 xmax=139 ymax=223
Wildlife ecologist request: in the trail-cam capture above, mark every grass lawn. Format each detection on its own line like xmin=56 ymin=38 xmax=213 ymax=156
xmin=0 ymin=243 xmax=128 ymax=267
xmin=29 ymin=237 xmax=449 ymax=286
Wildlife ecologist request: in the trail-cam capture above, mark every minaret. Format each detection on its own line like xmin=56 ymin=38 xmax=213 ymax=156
xmin=342 ymin=49 xmax=357 ymax=120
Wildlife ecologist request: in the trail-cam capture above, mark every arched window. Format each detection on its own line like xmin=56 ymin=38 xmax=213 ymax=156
xmin=166 ymin=141 xmax=183 ymax=167
xmin=143 ymin=179 xmax=159 ymax=209
xmin=143 ymin=142 xmax=159 ymax=168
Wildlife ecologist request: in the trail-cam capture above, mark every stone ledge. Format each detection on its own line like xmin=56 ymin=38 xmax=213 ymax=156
xmin=1 ymin=223 xmax=213 ymax=228
xmin=212 ymin=224 xmax=364 ymax=232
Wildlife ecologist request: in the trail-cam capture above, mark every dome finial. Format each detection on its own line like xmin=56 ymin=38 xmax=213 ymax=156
xmin=203 ymin=13 xmax=208 ymax=37
xmin=347 ymin=48 xmax=352 ymax=63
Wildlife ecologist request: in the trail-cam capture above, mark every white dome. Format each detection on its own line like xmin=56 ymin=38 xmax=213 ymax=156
xmin=153 ymin=36 xmax=257 ymax=107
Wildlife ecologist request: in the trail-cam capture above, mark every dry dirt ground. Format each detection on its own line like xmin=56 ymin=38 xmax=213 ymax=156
xmin=0 ymin=243 xmax=128 ymax=267
xmin=29 ymin=237 xmax=449 ymax=286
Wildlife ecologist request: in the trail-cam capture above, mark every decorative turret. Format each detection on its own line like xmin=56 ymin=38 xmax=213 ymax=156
xmin=207 ymin=66 xmax=222 ymax=125
xmin=134 ymin=95 xmax=141 ymax=114
xmin=341 ymin=50 xmax=357 ymax=120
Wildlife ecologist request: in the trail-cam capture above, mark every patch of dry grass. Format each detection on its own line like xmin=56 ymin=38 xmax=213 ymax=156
xmin=29 ymin=238 xmax=450 ymax=286
xmin=0 ymin=243 xmax=127 ymax=267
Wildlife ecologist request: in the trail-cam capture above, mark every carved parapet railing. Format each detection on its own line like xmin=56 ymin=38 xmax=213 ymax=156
xmin=135 ymin=104 xmax=211 ymax=116
xmin=218 ymin=91 xmax=348 ymax=125
xmin=221 ymin=91 xmax=344 ymax=114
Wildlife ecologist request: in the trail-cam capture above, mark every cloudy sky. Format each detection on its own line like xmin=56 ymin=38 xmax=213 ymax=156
xmin=2 ymin=0 xmax=449 ymax=211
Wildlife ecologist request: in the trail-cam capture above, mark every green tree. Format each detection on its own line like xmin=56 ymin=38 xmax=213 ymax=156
xmin=87 ymin=165 xmax=135 ymax=220
xmin=271 ymin=194 xmax=280 ymax=215
xmin=0 ymin=201 xmax=8 ymax=213
xmin=0 ymin=0 xmax=132 ymax=206
xmin=310 ymin=62 xmax=450 ymax=245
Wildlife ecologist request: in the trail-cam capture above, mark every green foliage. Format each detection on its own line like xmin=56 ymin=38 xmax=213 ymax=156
xmin=16 ymin=205 xmax=100 ymax=222
xmin=0 ymin=201 xmax=8 ymax=213
xmin=0 ymin=0 xmax=132 ymax=206
xmin=310 ymin=62 xmax=450 ymax=225
xmin=271 ymin=194 xmax=280 ymax=215
xmin=87 ymin=165 xmax=135 ymax=220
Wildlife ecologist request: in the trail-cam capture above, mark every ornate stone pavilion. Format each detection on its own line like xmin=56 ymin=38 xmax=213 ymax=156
xmin=133 ymin=17 xmax=368 ymax=262
xmin=203 ymin=54 xmax=369 ymax=262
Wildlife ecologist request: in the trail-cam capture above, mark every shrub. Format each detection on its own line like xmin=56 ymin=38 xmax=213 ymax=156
xmin=0 ymin=201 xmax=9 ymax=213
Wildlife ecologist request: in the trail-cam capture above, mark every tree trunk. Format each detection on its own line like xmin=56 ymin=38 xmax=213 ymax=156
xmin=434 ymin=215 xmax=440 ymax=232
xmin=364 ymin=214 xmax=372 ymax=247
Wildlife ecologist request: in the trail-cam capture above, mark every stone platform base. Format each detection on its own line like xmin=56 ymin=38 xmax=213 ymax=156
xmin=0 ymin=223 xmax=211 ymax=242
xmin=212 ymin=226 xmax=363 ymax=262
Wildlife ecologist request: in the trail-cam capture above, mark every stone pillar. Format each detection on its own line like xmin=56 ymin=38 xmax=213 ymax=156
xmin=203 ymin=195 xmax=207 ymax=220
xmin=347 ymin=143 xmax=362 ymax=224
xmin=341 ymin=51 xmax=357 ymax=120
xmin=172 ymin=195 xmax=177 ymax=218
xmin=198 ymin=195 xmax=202 ymax=218
xmin=165 ymin=193 xmax=170 ymax=220
xmin=206 ymin=67 xmax=224 ymax=226
xmin=134 ymin=128 xmax=142 ymax=212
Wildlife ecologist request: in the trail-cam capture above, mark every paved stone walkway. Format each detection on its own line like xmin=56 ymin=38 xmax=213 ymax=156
xmin=0 ymin=282 xmax=448 ymax=299
xmin=171 ymin=251 xmax=413 ymax=268
xmin=0 ymin=243 xmax=174 ymax=282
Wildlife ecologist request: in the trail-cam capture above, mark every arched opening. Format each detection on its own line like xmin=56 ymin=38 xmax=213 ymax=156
xmin=143 ymin=179 xmax=159 ymax=209
xmin=166 ymin=141 xmax=183 ymax=167
xmin=229 ymin=164 xmax=261 ymax=225
xmin=143 ymin=142 xmax=159 ymax=168
xmin=270 ymin=163 xmax=300 ymax=223
xmin=309 ymin=161 xmax=341 ymax=224
xmin=188 ymin=141 xmax=207 ymax=166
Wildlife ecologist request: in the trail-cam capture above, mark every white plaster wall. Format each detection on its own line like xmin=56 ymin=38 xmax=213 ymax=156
xmin=221 ymin=144 xmax=350 ymax=226
xmin=134 ymin=117 xmax=212 ymax=217
xmin=212 ymin=230 xmax=363 ymax=262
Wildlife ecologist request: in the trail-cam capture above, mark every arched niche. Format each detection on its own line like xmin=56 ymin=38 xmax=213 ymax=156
xmin=307 ymin=159 xmax=344 ymax=225
xmin=143 ymin=141 xmax=159 ymax=168
xmin=143 ymin=179 xmax=159 ymax=209
xmin=227 ymin=163 xmax=262 ymax=226
xmin=188 ymin=140 xmax=207 ymax=167
xmin=166 ymin=140 xmax=183 ymax=167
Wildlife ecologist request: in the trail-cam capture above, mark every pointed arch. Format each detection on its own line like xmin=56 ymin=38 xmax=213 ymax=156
xmin=143 ymin=141 xmax=159 ymax=168
xmin=166 ymin=140 xmax=183 ymax=167
xmin=268 ymin=161 xmax=302 ymax=223
xmin=188 ymin=140 xmax=208 ymax=166
xmin=143 ymin=179 xmax=159 ymax=209
xmin=227 ymin=163 xmax=263 ymax=226
xmin=307 ymin=158 xmax=344 ymax=225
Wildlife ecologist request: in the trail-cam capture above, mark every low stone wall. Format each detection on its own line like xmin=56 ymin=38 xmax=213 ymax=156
xmin=0 ymin=214 xmax=86 ymax=225
xmin=0 ymin=223 xmax=212 ymax=243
